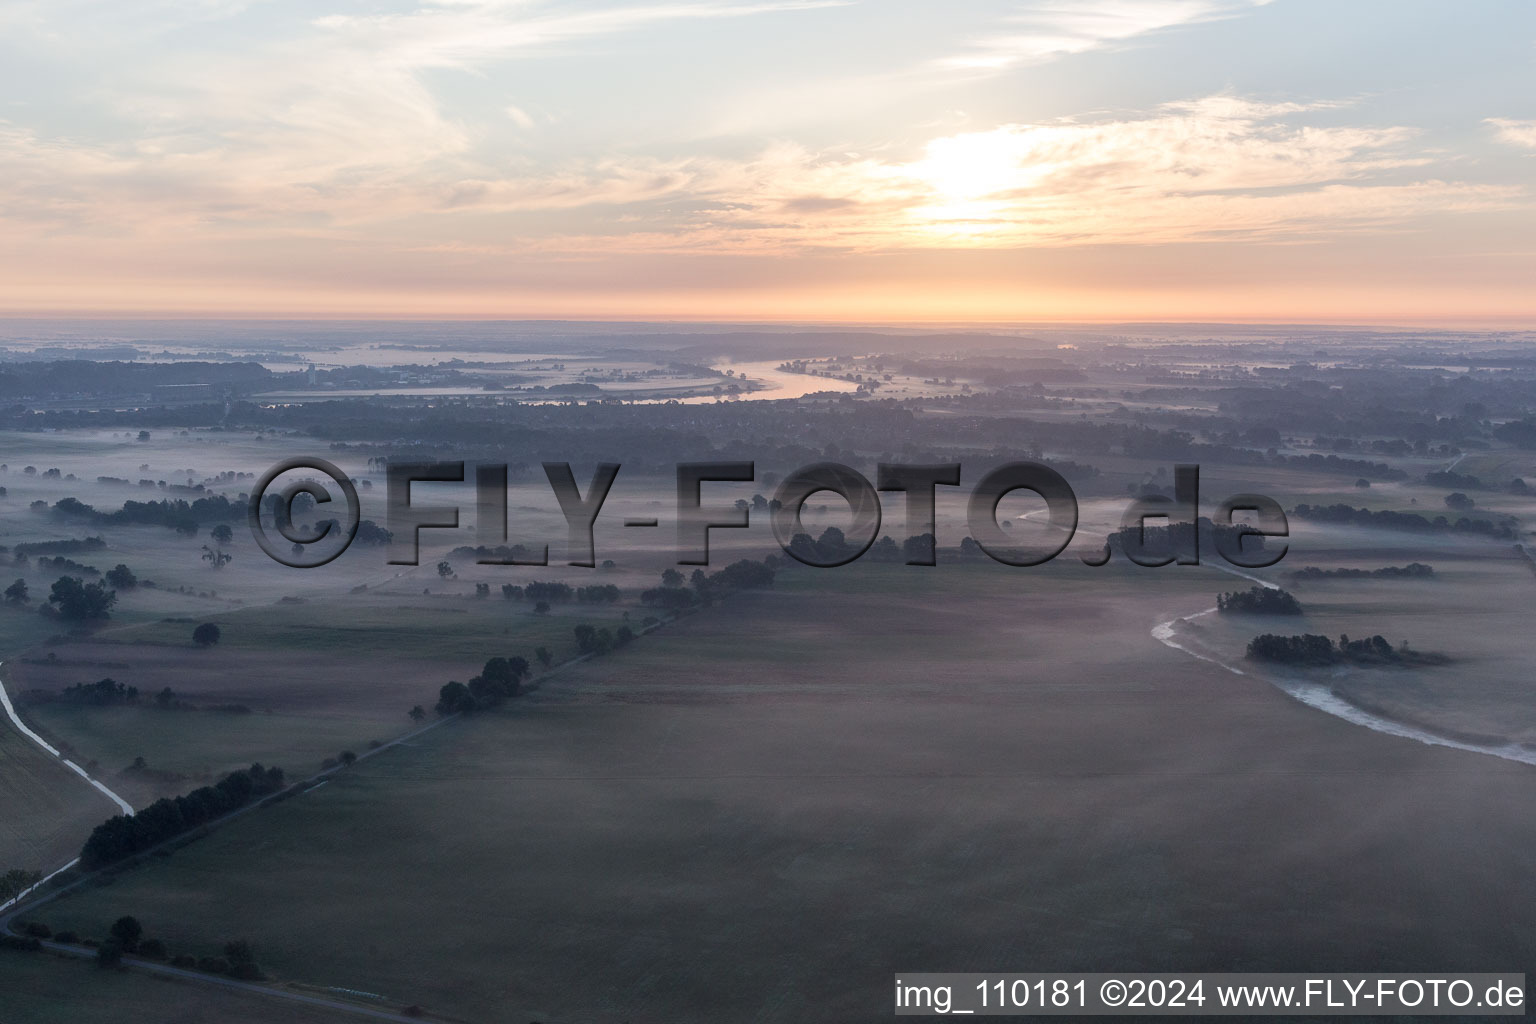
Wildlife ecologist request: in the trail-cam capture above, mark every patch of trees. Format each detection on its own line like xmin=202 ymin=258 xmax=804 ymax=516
xmin=450 ymin=543 xmax=537 ymax=562
xmin=1291 ymin=503 xmax=1515 ymax=539
xmin=36 ymin=556 xmax=100 ymax=576
xmin=864 ymin=533 xmax=940 ymax=563
xmin=435 ymin=655 xmax=533 ymax=714
xmin=1217 ymin=586 xmax=1302 ymax=615
xmin=1426 ymin=470 xmax=1485 ymax=490
xmin=12 ymin=537 xmax=105 ymax=557
xmin=192 ymin=622 xmax=221 ymax=646
xmin=1245 ymin=633 xmax=1448 ymax=668
xmin=79 ymin=764 xmax=287 ymax=870
xmin=51 ymin=494 xmax=244 ymax=534
xmin=45 ymin=576 xmax=116 ymax=620
xmin=1101 ymin=517 xmax=1268 ymax=563
xmin=1288 ymin=563 xmax=1434 ymax=582
xmin=573 ymin=623 xmax=634 ymax=656
xmin=354 ymin=519 xmax=392 ymax=545
xmin=640 ymin=557 xmax=776 ymax=609
xmin=56 ymin=677 xmax=139 ymax=706
xmin=104 ymin=564 xmax=137 ymax=590
xmin=0 ymin=868 xmax=43 ymax=904
xmin=521 ymin=580 xmax=573 ymax=603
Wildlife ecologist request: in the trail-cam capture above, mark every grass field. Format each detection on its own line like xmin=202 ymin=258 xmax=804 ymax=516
xmin=0 ymin=948 xmax=357 ymax=1024
xmin=31 ymin=559 xmax=1536 ymax=1022
xmin=0 ymin=715 xmax=118 ymax=873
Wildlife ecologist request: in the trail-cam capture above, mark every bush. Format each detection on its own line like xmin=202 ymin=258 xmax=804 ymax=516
xmin=23 ymin=922 xmax=51 ymax=939
xmin=192 ymin=622 xmax=221 ymax=647
xmin=171 ymin=954 xmax=196 ymax=968
xmin=53 ymin=931 xmax=79 ymax=944
xmin=197 ymin=956 xmax=230 ymax=974
xmin=0 ymin=935 xmax=42 ymax=952
xmin=96 ymin=940 xmax=123 ymax=968
xmin=109 ymin=915 xmax=142 ymax=951
xmin=138 ymin=938 xmax=168 ymax=960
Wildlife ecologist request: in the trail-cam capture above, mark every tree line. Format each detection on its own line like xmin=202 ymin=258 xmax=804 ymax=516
xmin=1245 ymin=633 xmax=1448 ymax=668
xmin=1217 ymin=586 xmax=1302 ymax=615
xmin=79 ymin=764 xmax=287 ymax=870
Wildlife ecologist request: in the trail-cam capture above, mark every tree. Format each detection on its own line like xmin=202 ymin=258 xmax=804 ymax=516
xmin=96 ymin=940 xmax=124 ymax=968
xmin=533 ymin=600 xmax=550 ymax=615
xmin=338 ymin=750 xmax=357 ymax=767
xmin=210 ymin=524 xmax=234 ymax=545
xmin=136 ymin=430 xmax=150 ymax=442
xmin=660 ymin=568 xmax=684 ymax=588
xmin=435 ymin=681 xmax=475 ymax=715
xmin=1445 ymin=492 xmax=1475 ymax=511
xmin=224 ymin=939 xmax=258 ymax=979
xmin=201 ymin=545 xmax=232 ymax=569
xmin=0 ymin=868 xmax=42 ymax=903
xmin=408 ymin=705 xmax=426 ymax=723
xmin=109 ymin=916 xmax=143 ymax=952
xmin=47 ymin=576 xmax=115 ymax=621
xmin=436 ymin=560 xmax=454 ymax=579
xmin=535 ymin=646 xmax=552 ymax=669
xmin=3 ymin=579 xmax=27 ymax=604
xmin=192 ymin=622 xmax=221 ymax=647
xmin=104 ymin=564 xmax=137 ymax=590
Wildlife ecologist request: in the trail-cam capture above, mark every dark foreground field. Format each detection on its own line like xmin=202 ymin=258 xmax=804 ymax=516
xmin=25 ymin=562 xmax=1536 ymax=1023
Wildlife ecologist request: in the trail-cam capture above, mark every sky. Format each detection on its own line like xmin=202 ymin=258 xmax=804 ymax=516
xmin=1 ymin=0 xmax=1534 ymax=322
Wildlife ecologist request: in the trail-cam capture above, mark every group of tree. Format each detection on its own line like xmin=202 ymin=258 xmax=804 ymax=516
xmin=573 ymin=623 xmax=634 ymax=657
xmin=89 ymin=914 xmax=262 ymax=979
xmin=79 ymin=764 xmax=287 ymax=870
xmin=0 ymin=868 xmax=43 ymax=904
xmin=104 ymin=564 xmax=137 ymax=589
xmin=45 ymin=576 xmax=117 ymax=621
xmin=11 ymin=536 xmax=106 ymax=558
xmin=1246 ymin=633 xmax=1448 ymax=668
xmin=1290 ymin=503 xmax=1515 ymax=539
xmin=50 ymin=494 xmax=244 ymax=535
xmin=34 ymin=556 xmax=99 ymax=576
xmin=1217 ymin=586 xmax=1302 ymax=615
xmin=1287 ymin=563 xmax=1435 ymax=582
xmin=56 ymin=677 xmax=140 ymax=706
xmin=639 ymin=557 xmax=776 ymax=610
xmin=435 ymin=655 xmax=533 ymax=715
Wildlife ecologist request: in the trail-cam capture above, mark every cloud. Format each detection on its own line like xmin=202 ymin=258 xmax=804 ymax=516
xmin=0 ymin=94 xmax=1514 ymax=259
xmin=1486 ymin=117 xmax=1536 ymax=149
xmin=476 ymin=95 xmax=1507 ymax=254
xmin=938 ymin=0 xmax=1273 ymax=71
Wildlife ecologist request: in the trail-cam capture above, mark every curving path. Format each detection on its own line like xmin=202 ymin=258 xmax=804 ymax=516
xmin=1152 ymin=566 xmax=1536 ymax=768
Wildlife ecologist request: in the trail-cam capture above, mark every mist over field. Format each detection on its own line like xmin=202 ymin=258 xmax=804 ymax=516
xmin=4 ymin=0 xmax=1536 ymax=1018
xmin=0 ymin=321 xmax=1531 ymax=1021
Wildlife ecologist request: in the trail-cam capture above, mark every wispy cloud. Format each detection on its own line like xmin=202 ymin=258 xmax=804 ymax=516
xmin=0 ymin=94 xmax=1511 ymax=255
xmin=938 ymin=0 xmax=1272 ymax=70
xmin=1486 ymin=117 xmax=1536 ymax=149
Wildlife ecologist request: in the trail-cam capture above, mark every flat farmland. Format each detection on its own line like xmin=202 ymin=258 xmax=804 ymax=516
xmin=32 ymin=560 xmax=1536 ymax=1023
xmin=0 ymin=716 xmax=117 ymax=872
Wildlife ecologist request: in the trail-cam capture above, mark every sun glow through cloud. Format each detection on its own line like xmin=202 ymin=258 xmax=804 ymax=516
xmin=0 ymin=0 xmax=1532 ymax=321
